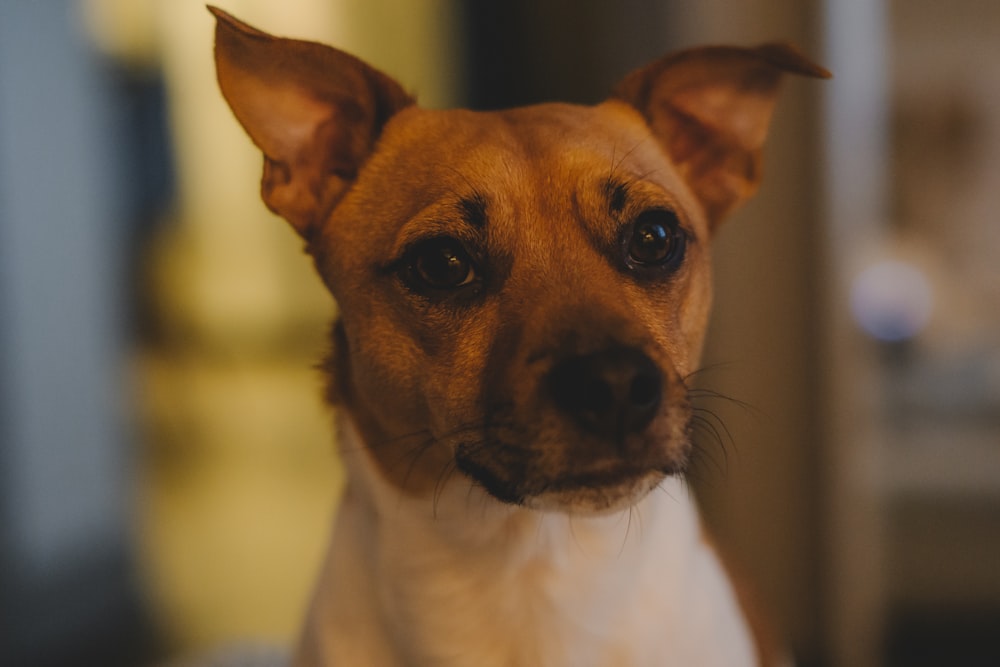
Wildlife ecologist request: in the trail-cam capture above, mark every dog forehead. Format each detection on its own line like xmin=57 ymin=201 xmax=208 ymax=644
xmin=382 ymin=101 xmax=663 ymax=173
xmin=344 ymin=101 xmax=687 ymax=227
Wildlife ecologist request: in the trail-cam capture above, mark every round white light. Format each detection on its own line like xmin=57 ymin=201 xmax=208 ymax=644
xmin=849 ymin=260 xmax=934 ymax=342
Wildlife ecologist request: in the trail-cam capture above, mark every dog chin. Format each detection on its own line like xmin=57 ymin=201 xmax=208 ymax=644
xmin=458 ymin=463 xmax=676 ymax=515
xmin=521 ymin=469 xmax=670 ymax=515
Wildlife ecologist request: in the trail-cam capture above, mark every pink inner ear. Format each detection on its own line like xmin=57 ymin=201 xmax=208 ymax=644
xmin=218 ymin=54 xmax=367 ymax=235
xmin=670 ymin=82 xmax=778 ymax=152
xmin=661 ymin=106 xmax=712 ymax=164
xmin=212 ymin=8 xmax=415 ymax=240
xmin=612 ymin=43 xmax=827 ymax=227
xmin=650 ymin=97 xmax=764 ymax=225
xmin=218 ymin=61 xmax=335 ymax=164
xmin=255 ymin=108 xmax=370 ymax=237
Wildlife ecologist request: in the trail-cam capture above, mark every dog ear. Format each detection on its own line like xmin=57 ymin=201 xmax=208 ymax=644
xmin=614 ymin=43 xmax=829 ymax=227
xmin=210 ymin=6 xmax=415 ymax=239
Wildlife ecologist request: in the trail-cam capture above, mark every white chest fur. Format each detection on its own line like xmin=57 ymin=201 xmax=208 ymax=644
xmin=294 ymin=420 xmax=757 ymax=667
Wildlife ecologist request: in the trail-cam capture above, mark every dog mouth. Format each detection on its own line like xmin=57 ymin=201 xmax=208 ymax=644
xmin=453 ymin=437 xmax=689 ymax=511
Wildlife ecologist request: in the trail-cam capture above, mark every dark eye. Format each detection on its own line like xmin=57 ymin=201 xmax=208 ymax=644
xmin=406 ymin=237 xmax=477 ymax=291
xmin=626 ymin=209 xmax=686 ymax=269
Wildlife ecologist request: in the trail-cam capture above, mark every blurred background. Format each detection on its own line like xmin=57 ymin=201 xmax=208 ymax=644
xmin=1 ymin=1 xmax=997 ymax=665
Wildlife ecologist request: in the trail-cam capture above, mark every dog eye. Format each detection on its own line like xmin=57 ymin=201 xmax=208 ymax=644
xmin=406 ymin=237 xmax=477 ymax=291
xmin=626 ymin=210 xmax=686 ymax=269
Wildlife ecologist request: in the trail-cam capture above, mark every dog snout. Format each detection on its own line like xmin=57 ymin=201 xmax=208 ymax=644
xmin=546 ymin=346 xmax=662 ymax=441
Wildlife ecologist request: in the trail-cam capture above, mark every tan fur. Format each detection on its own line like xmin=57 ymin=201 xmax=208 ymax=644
xmin=210 ymin=6 xmax=828 ymax=664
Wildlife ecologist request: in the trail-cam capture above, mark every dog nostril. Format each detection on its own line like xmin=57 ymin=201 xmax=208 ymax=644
xmin=629 ymin=373 xmax=661 ymax=409
xmin=580 ymin=377 xmax=614 ymax=412
xmin=546 ymin=346 xmax=663 ymax=439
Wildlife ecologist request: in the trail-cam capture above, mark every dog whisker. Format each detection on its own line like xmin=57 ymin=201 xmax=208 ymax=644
xmin=681 ymin=361 xmax=736 ymax=381
xmin=396 ymin=437 xmax=438 ymax=505
xmin=683 ymin=376 xmax=758 ymax=485
xmin=339 ymin=427 xmax=433 ymax=454
xmin=606 ymin=139 xmax=647 ymax=185
xmin=653 ymin=477 xmax=682 ymax=505
xmin=687 ymin=388 xmax=759 ymax=416
xmin=566 ymin=514 xmax=586 ymax=555
xmin=431 ymin=458 xmax=458 ymax=518
xmin=691 ymin=408 xmax=733 ymax=455
xmin=634 ymin=503 xmax=645 ymax=541
xmin=617 ymin=506 xmax=634 ymax=558
xmin=359 ymin=413 xmax=522 ymax=476
xmin=689 ymin=415 xmax=731 ymax=478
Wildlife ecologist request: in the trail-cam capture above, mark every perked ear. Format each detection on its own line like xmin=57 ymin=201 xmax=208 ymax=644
xmin=210 ymin=6 xmax=415 ymax=239
xmin=614 ymin=43 xmax=830 ymax=227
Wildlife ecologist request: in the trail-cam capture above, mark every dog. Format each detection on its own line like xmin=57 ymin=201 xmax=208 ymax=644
xmin=209 ymin=7 xmax=828 ymax=666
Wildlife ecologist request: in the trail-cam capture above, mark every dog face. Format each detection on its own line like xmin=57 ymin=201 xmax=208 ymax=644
xmin=315 ymin=102 xmax=712 ymax=512
xmin=211 ymin=8 xmax=829 ymax=513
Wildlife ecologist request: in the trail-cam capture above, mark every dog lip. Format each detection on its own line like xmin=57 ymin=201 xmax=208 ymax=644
xmin=453 ymin=450 xmax=527 ymax=506
xmin=453 ymin=433 xmax=689 ymax=507
xmin=454 ymin=450 xmax=666 ymax=506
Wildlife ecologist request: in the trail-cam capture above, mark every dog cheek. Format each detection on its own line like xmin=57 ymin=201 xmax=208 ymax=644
xmin=423 ymin=356 xmax=485 ymax=435
xmin=657 ymin=379 xmax=696 ymax=466
xmin=425 ymin=312 xmax=505 ymax=434
xmin=681 ymin=273 xmax=714 ymax=366
xmin=348 ymin=323 xmax=429 ymax=427
xmin=654 ymin=260 xmax=713 ymax=373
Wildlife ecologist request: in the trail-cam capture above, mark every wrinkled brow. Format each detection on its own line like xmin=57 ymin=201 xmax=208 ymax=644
xmin=458 ymin=192 xmax=489 ymax=229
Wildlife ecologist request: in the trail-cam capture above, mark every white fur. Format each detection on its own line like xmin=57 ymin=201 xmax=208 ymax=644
xmin=293 ymin=417 xmax=757 ymax=667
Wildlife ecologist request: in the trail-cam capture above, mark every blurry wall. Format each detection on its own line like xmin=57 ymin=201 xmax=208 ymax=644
xmin=0 ymin=1 xmax=145 ymax=665
xmin=824 ymin=1 xmax=1000 ymax=666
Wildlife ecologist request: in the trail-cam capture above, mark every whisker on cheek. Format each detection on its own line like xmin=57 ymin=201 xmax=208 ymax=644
xmin=618 ymin=506 xmax=635 ymax=558
xmin=359 ymin=414 xmax=526 ymax=502
xmin=340 ymin=427 xmax=433 ymax=454
xmin=397 ymin=437 xmax=438 ymax=500
xmin=431 ymin=460 xmax=453 ymax=518
xmin=653 ymin=477 xmax=683 ymax=505
xmin=682 ymin=370 xmax=759 ymax=485
xmin=691 ymin=410 xmax=732 ymax=458
xmin=688 ymin=415 xmax=731 ymax=479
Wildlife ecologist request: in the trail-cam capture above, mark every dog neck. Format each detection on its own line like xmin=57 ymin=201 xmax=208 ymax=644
xmin=294 ymin=415 xmax=758 ymax=667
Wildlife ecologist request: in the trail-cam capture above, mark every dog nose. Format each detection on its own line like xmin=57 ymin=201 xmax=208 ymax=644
xmin=546 ymin=346 xmax=662 ymax=440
